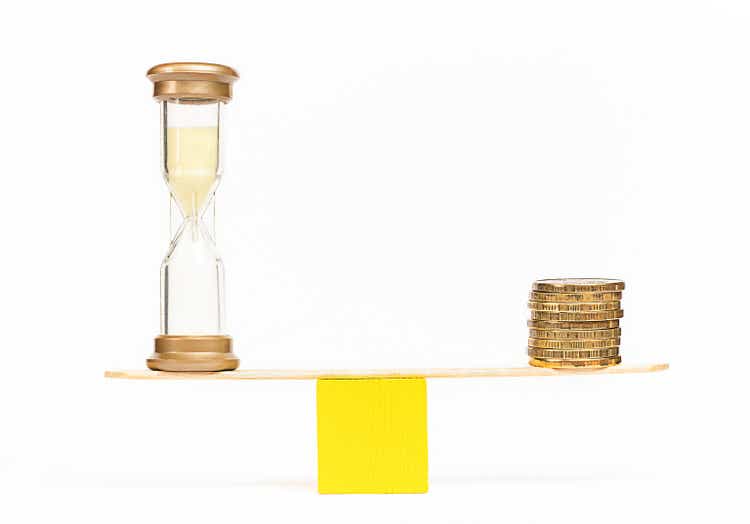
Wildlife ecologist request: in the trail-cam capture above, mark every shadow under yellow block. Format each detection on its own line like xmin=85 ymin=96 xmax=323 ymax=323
xmin=316 ymin=377 xmax=428 ymax=494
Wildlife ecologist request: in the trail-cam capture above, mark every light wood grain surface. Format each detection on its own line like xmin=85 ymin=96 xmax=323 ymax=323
xmin=104 ymin=363 xmax=668 ymax=380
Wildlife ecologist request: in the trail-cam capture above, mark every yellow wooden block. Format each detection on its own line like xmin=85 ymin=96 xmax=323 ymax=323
xmin=316 ymin=377 xmax=428 ymax=494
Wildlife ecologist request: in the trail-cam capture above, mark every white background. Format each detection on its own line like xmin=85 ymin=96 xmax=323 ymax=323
xmin=1 ymin=1 xmax=748 ymax=522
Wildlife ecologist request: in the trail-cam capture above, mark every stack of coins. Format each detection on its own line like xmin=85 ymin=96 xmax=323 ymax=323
xmin=527 ymin=278 xmax=625 ymax=369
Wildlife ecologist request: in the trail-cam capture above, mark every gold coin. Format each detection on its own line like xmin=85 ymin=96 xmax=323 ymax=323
xmin=529 ymin=291 xmax=622 ymax=302
xmin=528 ymin=337 xmax=620 ymax=349
xmin=528 ymin=301 xmax=621 ymax=312
xmin=532 ymin=279 xmax=625 ymax=293
xmin=529 ymin=356 xmax=622 ymax=369
xmin=528 ymin=347 xmax=620 ymax=359
xmin=528 ymin=327 xmax=621 ymax=340
xmin=530 ymin=309 xmax=624 ymax=321
xmin=528 ymin=319 xmax=620 ymax=329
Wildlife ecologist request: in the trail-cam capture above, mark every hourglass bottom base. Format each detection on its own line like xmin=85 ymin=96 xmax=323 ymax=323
xmin=147 ymin=335 xmax=239 ymax=372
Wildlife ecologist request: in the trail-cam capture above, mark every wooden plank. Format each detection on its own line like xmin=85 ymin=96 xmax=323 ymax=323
xmin=104 ymin=363 xmax=668 ymax=380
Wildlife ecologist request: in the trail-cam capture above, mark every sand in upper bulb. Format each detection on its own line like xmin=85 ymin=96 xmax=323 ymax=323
xmin=166 ymin=127 xmax=219 ymax=217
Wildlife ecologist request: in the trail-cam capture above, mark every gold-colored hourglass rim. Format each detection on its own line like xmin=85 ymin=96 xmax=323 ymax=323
xmin=147 ymin=62 xmax=239 ymax=102
xmin=147 ymin=335 xmax=239 ymax=372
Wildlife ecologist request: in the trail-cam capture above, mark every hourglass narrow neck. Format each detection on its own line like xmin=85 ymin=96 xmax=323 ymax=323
xmin=161 ymin=100 xmax=223 ymax=219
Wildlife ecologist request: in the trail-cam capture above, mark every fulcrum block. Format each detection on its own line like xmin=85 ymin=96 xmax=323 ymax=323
xmin=316 ymin=377 xmax=428 ymax=494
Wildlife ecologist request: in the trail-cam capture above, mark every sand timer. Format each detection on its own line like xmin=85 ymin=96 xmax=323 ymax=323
xmin=146 ymin=62 xmax=240 ymax=371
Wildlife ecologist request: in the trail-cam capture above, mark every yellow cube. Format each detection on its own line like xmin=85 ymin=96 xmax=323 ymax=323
xmin=316 ymin=377 xmax=428 ymax=494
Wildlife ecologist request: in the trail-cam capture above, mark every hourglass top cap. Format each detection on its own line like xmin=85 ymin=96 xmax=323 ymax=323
xmin=147 ymin=62 xmax=239 ymax=102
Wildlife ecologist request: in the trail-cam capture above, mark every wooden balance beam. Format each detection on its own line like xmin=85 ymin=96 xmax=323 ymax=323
xmin=105 ymin=363 xmax=668 ymax=494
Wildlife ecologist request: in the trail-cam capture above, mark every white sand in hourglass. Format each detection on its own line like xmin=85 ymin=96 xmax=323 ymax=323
xmin=166 ymin=126 xmax=219 ymax=217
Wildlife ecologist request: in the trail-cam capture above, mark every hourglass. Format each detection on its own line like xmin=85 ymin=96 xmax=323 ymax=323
xmin=146 ymin=62 xmax=240 ymax=371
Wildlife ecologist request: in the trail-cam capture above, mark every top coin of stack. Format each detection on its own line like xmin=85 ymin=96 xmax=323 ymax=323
xmin=527 ymin=278 xmax=625 ymax=369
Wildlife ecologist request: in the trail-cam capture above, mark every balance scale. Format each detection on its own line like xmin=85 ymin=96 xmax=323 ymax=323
xmin=105 ymin=363 xmax=669 ymax=494
xmin=130 ymin=63 xmax=669 ymax=494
